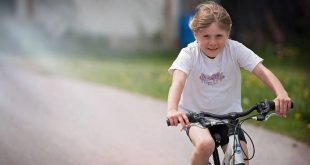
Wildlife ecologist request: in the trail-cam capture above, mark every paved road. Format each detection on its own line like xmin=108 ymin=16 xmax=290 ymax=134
xmin=0 ymin=56 xmax=309 ymax=165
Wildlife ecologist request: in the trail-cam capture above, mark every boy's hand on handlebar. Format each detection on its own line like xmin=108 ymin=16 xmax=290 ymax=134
xmin=167 ymin=110 xmax=190 ymax=128
xmin=274 ymin=94 xmax=292 ymax=117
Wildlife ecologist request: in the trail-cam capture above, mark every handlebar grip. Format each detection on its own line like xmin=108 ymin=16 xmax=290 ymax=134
xmin=166 ymin=119 xmax=171 ymax=126
xmin=291 ymin=101 xmax=294 ymax=109
xmin=269 ymin=101 xmax=294 ymax=110
xmin=166 ymin=119 xmax=183 ymax=126
xmin=166 ymin=113 xmax=192 ymax=126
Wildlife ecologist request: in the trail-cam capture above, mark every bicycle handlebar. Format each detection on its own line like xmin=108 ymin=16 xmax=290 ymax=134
xmin=166 ymin=99 xmax=294 ymax=126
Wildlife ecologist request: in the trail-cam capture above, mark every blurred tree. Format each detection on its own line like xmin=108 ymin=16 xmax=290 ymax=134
xmin=180 ymin=0 xmax=310 ymax=52
xmin=15 ymin=0 xmax=34 ymax=20
xmin=221 ymin=0 xmax=310 ymax=49
xmin=0 ymin=0 xmax=14 ymax=16
xmin=163 ymin=0 xmax=173 ymax=48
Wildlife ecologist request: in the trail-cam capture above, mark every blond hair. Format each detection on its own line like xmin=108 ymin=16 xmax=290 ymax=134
xmin=189 ymin=1 xmax=232 ymax=33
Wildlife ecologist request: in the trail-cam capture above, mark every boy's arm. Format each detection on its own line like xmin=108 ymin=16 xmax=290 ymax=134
xmin=167 ymin=70 xmax=189 ymax=127
xmin=252 ymin=63 xmax=292 ymax=116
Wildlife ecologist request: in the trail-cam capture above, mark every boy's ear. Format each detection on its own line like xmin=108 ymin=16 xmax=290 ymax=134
xmin=193 ymin=31 xmax=198 ymax=40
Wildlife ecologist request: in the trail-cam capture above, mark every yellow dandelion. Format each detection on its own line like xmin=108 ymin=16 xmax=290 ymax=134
xmin=249 ymin=75 xmax=257 ymax=83
xmin=159 ymin=74 xmax=168 ymax=83
xmin=307 ymin=123 xmax=310 ymax=129
xmin=244 ymin=80 xmax=251 ymax=88
xmin=257 ymin=81 xmax=265 ymax=88
xmin=242 ymin=97 xmax=250 ymax=105
xmin=304 ymin=88 xmax=309 ymax=99
xmin=120 ymin=73 xmax=130 ymax=84
xmin=294 ymin=113 xmax=301 ymax=120
xmin=144 ymin=72 xmax=151 ymax=81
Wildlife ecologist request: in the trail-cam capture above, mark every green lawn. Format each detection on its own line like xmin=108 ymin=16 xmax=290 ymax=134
xmin=29 ymin=49 xmax=310 ymax=145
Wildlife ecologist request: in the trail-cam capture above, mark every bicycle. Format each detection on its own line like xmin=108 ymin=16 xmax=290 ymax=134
xmin=167 ymin=99 xmax=293 ymax=165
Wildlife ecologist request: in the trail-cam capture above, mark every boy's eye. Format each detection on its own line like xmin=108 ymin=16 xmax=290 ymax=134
xmin=216 ymin=34 xmax=223 ymax=38
xmin=202 ymin=34 xmax=223 ymax=39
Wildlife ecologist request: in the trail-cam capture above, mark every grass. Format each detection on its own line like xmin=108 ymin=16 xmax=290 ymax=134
xmin=29 ymin=48 xmax=310 ymax=145
xmin=241 ymin=69 xmax=310 ymax=144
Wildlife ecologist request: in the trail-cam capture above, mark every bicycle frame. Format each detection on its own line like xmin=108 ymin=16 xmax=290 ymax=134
xmin=222 ymin=120 xmax=244 ymax=165
xmin=210 ymin=120 xmax=245 ymax=165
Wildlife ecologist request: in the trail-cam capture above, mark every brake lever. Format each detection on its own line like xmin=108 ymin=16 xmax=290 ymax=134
xmin=252 ymin=114 xmax=265 ymax=121
xmin=265 ymin=113 xmax=278 ymax=121
xmin=252 ymin=113 xmax=278 ymax=121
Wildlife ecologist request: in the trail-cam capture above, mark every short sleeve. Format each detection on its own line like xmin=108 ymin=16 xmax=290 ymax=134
xmin=234 ymin=42 xmax=263 ymax=72
xmin=168 ymin=48 xmax=193 ymax=75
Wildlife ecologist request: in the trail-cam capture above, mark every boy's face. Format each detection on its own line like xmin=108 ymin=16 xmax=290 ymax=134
xmin=194 ymin=22 xmax=229 ymax=58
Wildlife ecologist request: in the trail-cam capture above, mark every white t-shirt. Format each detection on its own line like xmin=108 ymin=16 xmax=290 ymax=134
xmin=168 ymin=39 xmax=263 ymax=114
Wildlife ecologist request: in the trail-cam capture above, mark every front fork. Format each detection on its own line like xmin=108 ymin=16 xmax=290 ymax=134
xmin=223 ymin=120 xmax=245 ymax=165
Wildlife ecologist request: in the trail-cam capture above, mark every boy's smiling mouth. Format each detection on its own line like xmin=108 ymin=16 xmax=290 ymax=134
xmin=208 ymin=48 xmax=218 ymax=51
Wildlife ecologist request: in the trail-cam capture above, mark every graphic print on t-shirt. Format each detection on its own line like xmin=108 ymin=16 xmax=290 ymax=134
xmin=199 ymin=72 xmax=225 ymax=85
